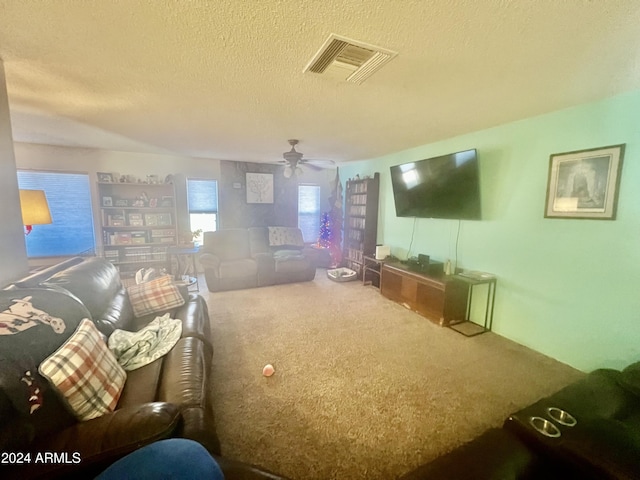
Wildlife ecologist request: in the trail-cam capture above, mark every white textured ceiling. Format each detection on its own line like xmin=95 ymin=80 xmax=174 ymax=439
xmin=1 ymin=1 xmax=639 ymax=164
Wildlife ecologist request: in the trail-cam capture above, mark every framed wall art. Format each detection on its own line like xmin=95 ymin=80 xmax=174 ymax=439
xmin=97 ymin=172 xmax=114 ymax=183
xmin=246 ymin=173 xmax=274 ymax=204
xmin=544 ymin=144 xmax=625 ymax=220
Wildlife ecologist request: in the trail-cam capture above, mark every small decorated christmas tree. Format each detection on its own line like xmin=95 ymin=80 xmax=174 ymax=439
xmin=317 ymin=212 xmax=332 ymax=248
xmin=313 ymin=169 xmax=343 ymax=268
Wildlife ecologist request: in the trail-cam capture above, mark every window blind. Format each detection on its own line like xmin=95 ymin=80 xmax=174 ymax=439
xmin=187 ymin=179 xmax=218 ymax=213
xmin=298 ymin=184 xmax=321 ymax=242
xmin=17 ymin=170 xmax=96 ymax=257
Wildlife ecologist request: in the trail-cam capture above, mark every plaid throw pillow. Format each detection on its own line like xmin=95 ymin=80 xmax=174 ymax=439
xmin=127 ymin=275 xmax=185 ymax=318
xmin=38 ymin=319 xmax=126 ymax=421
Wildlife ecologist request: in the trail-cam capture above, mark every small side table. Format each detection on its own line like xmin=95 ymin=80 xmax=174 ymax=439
xmin=448 ymin=273 xmax=497 ymax=337
xmin=362 ymin=255 xmax=385 ymax=287
xmin=167 ymin=245 xmax=200 ymax=291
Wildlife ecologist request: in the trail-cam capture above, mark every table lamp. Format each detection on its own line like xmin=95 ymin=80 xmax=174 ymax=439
xmin=19 ymin=189 xmax=52 ymax=235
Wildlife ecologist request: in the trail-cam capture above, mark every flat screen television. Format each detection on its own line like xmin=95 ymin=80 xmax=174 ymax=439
xmin=390 ymin=149 xmax=481 ymax=220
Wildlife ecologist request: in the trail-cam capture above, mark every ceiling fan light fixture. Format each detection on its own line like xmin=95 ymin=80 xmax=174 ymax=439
xmin=279 ymin=139 xmax=334 ymax=178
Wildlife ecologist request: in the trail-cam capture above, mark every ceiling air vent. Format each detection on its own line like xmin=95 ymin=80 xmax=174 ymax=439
xmin=304 ymin=34 xmax=397 ymax=84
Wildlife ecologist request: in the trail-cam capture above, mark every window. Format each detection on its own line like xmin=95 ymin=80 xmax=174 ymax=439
xmin=298 ymin=184 xmax=321 ymax=243
xmin=17 ymin=170 xmax=95 ymax=258
xmin=187 ymin=178 xmax=218 ymax=245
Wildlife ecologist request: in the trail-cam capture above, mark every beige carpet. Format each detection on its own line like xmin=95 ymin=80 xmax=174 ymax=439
xmin=202 ymin=271 xmax=583 ymax=480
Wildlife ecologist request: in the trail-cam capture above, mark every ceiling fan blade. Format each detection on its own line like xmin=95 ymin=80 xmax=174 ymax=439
xmin=303 ymin=159 xmax=336 ymax=169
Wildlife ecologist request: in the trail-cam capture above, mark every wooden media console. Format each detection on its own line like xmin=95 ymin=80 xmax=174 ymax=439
xmin=380 ymin=261 xmax=469 ymax=326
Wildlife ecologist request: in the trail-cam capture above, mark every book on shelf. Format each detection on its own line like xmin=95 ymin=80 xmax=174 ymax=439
xmin=350 ymin=182 xmax=368 ymax=193
xmin=157 ymin=213 xmax=172 ymax=226
xmin=348 ymin=217 xmax=365 ymax=229
xmin=151 ymin=228 xmax=175 ymax=237
xmin=152 ymin=247 xmax=167 ymax=261
xmin=130 ymin=231 xmax=148 ymax=244
xmin=144 ymin=213 xmax=158 ymax=226
xmin=115 ymin=232 xmax=132 ymax=245
xmin=127 ymin=213 xmax=144 ymax=226
xmin=123 ymin=246 xmax=153 ymax=262
xmin=104 ymin=249 xmax=120 ymax=262
xmin=153 ymin=237 xmax=175 ymax=243
xmin=108 ymin=214 xmax=126 ymax=226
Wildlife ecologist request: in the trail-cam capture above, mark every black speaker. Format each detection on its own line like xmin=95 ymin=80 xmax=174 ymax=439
xmin=418 ymin=254 xmax=430 ymax=266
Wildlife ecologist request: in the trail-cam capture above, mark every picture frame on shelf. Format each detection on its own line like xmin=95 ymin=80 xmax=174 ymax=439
xmin=102 ymin=196 xmax=113 ymax=207
xmin=544 ymin=144 xmax=625 ymax=220
xmin=246 ymin=172 xmax=274 ymax=204
xmin=98 ymin=172 xmax=114 ymax=183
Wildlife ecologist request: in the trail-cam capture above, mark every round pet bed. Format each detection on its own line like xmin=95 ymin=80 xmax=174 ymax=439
xmin=327 ymin=267 xmax=357 ymax=282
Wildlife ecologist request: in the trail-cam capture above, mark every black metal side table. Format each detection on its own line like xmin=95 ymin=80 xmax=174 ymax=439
xmin=448 ymin=273 xmax=497 ymax=337
xmin=362 ymin=255 xmax=385 ymax=287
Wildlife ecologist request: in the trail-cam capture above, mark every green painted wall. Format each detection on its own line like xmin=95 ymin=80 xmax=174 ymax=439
xmin=341 ymin=90 xmax=640 ymax=372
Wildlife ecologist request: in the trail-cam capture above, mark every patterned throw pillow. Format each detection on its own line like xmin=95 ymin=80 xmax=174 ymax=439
xmin=268 ymin=226 xmax=304 ymax=249
xmin=127 ymin=275 xmax=185 ymax=318
xmin=39 ymin=319 xmax=126 ymax=421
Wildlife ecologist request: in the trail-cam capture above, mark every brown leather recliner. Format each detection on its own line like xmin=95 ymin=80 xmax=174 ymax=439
xmin=199 ymin=227 xmax=316 ymax=292
xmin=399 ymin=363 xmax=640 ymax=479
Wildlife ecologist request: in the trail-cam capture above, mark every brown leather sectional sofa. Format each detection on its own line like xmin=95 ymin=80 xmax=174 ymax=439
xmin=0 ymin=257 xmax=286 ymax=480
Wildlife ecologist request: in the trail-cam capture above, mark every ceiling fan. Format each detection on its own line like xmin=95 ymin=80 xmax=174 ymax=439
xmin=279 ymin=139 xmax=335 ymax=178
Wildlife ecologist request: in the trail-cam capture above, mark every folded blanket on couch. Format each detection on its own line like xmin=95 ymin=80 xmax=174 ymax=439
xmin=108 ymin=313 xmax=182 ymax=371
